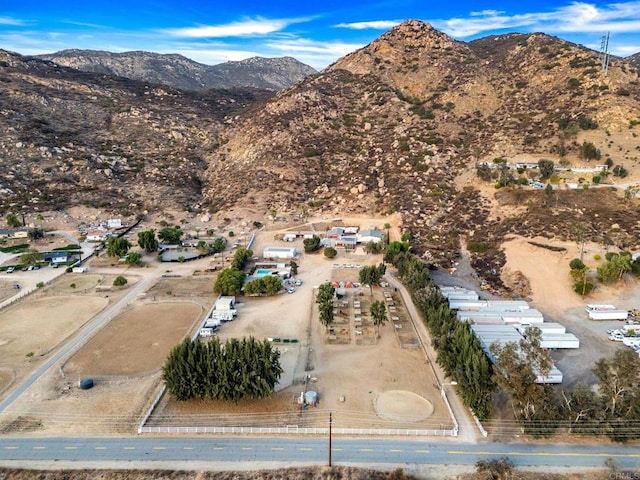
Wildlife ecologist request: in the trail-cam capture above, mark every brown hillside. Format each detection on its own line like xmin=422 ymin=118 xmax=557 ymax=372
xmin=203 ymin=21 xmax=640 ymax=275
xmin=0 ymin=49 xmax=273 ymax=213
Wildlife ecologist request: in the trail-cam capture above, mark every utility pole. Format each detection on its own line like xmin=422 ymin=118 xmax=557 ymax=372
xmin=328 ymin=412 xmax=333 ymax=467
xmin=600 ymin=32 xmax=610 ymax=76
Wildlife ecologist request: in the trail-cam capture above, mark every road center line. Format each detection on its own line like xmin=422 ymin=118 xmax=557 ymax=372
xmin=64 ymin=446 xmax=78 ymax=450
xmin=33 ymin=446 xmax=46 ymax=450
xmin=271 ymin=447 xmax=284 ymax=451
xmin=123 ymin=447 xmax=135 ymax=450
xmin=4 ymin=446 xmax=18 ymax=450
xmin=389 ymin=449 xmax=403 ymax=452
xmin=299 ymin=448 xmax=313 ymax=451
xmin=153 ymin=447 xmax=166 ymax=450
xmin=359 ymin=448 xmax=374 ymax=452
xmin=415 ymin=450 xmax=430 ymax=453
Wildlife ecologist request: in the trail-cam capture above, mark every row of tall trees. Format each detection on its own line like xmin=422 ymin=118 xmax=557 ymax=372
xmin=387 ymin=240 xmax=640 ymax=441
xmin=386 ymin=250 xmax=495 ymax=419
xmin=162 ymin=337 xmax=283 ymax=402
xmin=316 ymin=282 xmax=335 ymax=332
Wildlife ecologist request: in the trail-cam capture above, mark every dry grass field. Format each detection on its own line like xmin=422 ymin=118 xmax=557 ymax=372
xmin=63 ymin=302 xmax=202 ymax=376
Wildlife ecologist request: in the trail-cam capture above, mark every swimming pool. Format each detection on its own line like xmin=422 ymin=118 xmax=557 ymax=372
xmin=255 ymin=269 xmax=275 ymax=276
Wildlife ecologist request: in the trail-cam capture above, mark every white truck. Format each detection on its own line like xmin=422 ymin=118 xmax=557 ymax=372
xmin=585 ymin=304 xmax=628 ymax=321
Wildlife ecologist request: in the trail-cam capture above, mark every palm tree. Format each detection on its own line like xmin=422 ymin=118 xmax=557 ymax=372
xmin=371 ymin=300 xmax=387 ymax=338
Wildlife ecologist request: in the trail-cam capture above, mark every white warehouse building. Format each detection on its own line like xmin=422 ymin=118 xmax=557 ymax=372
xmin=263 ymin=246 xmax=297 ymax=259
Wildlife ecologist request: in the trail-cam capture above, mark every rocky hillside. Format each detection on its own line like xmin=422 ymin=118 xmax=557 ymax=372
xmin=628 ymin=52 xmax=640 ymax=70
xmin=3 ymin=21 xmax=640 ymax=287
xmin=0 ymin=49 xmax=273 ymax=213
xmin=35 ymin=50 xmax=316 ymax=91
xmin=203 ymin=21 xmax=640 ymax=274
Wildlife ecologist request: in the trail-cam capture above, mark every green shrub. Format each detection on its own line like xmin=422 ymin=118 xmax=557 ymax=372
xmin=70 ymin=283 xmax=76 ymax=289
xmin=594 ymin=254 xmax=602 ymax=261
xmin=573 ymin=280 xmax=594 ymax=295
xmin=324 ymin=247 xmax=337 ymax=259
xmin=467 ymin=241 xmax=487 ymax=253
xmin=36 ymin=282 xmax=44 ymax=289
xmin=570 ymin=258 xmax=586 ymax=270
xmin=113 ymin=275 xmax=128 ymax=287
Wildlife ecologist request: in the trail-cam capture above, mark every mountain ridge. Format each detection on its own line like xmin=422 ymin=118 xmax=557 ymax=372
xmin=2 ymin=21 xmax=640 ymax=279
xmin=35 ymin=49 xmax=317 ymax=91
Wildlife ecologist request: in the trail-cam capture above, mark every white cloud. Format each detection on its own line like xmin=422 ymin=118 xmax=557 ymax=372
xmin=162 ymin=17 xmax=309 ymax=38
xmin=470 ymin=10 xmax=505 ymax=17
xmin=613 ymin=44 xmax=640 ymax=56
xmin=0 ymin=16 xmax=26 ymax=26
xmin=265 ymin=38 xmax=364 ymax=69
xmin=334 ymin=20 xmax=401 ymax=30
xmin=433 ymin=1 xmax=640 ymax=38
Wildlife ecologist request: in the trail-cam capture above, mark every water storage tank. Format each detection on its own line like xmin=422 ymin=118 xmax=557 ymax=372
xmin=79 ymin=378 xmax=94 ymax=390
xmin=304 ymin=390 xmax=318 ymax=406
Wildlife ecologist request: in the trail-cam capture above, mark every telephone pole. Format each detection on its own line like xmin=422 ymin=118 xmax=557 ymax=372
xmin=328 ymin=412 xmax=333 ymax=467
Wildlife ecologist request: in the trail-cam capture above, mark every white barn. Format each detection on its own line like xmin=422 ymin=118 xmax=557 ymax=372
xmin=357 ymin=229 xmax=385 ymax=244
xmin=263 ymin=246 xmax=297 ymax=259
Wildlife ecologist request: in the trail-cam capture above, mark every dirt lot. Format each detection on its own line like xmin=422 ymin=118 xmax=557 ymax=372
xmin=148 ymin=217 xmax=450 ymax=432
xmin=0 ymin=295 xmax=108 ymax=396
xmin=63 ymin=302 xmax=202 ymax=376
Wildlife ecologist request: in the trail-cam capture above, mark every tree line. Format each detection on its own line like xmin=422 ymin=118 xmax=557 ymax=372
xmin=162 ymin=337 xmax=283 ymax=402
xmin=386 ymin=244 xmax=640 ymax=440
xmin=385 ymin=246 xmax=495 ymax=419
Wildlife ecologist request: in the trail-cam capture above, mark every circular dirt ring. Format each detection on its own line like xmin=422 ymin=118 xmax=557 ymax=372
xmin=375 ymin=390 xmax=434 ymax=422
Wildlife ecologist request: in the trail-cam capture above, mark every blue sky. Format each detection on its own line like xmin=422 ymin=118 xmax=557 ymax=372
xmin=1 ymin=1 xmax=639 ymax=69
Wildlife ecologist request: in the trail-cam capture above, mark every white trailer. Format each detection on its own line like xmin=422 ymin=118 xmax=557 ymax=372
xmin=521 ymin=322 xmax=566 ymax=335
xmin=540 ymin=334 xmax=580 ymax=349
xmin=204 ymin=317 xmax=221 ymax=328
xmin=481 ymin=300 xmax=530 ymax=311
xmin=585 ymin=304 xmax=616 ymax=312
xmin=457 ymin=310 xmax=503 ymax=321
xmin=199 ymin=327 xmax=216 ymax=337
xmin=587 ymin=309 xmax=628 ymax=321
xmin=449 ymin=300 xmax=485 ymax=310
xmin=500 ymin=309 xmax=544 ymax=325
xmin=446 ymin=292 xmax=480 ymax=301
xmin=211 ymin=311 xmax=235 ymax=322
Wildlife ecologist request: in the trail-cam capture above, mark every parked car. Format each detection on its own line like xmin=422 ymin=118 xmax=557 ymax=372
xmin=288 ymin=288 xmax=296 ymax=294
xmin=6 ymin=267 xmax=15 ymax=273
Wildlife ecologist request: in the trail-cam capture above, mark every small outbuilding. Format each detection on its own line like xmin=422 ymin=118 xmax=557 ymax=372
xmin=263 ymin=246 xmax=297 ymax=259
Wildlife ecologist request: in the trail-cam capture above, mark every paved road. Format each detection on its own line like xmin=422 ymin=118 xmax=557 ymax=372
xmin=0 ymin=437 xmax=638 ymax=470
xmin=0 ymin=270 xmax=160 ymax=413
